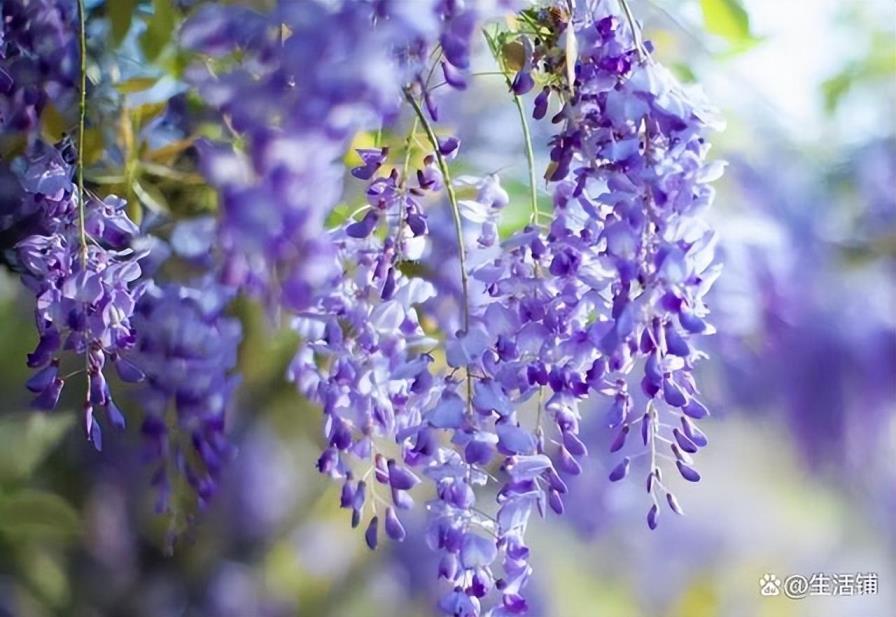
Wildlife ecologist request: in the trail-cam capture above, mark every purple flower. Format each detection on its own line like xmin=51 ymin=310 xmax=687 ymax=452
xmin=365 ymin=516 xmax=379 ymax=550
xmin=460 ymin=533 xmax=497 ymax=569
xmin=511 ymin=70 xmax=534 ymax=95
xmin=182 ymin=1 xmax=403 ymax=311
xmin=384 ymin=506 xmax=407 ymax=541
xmin=533 ymin=87 xmax=550 ymax=120
xmin=351 ymin=147 xmax=389 ymax=180
xmin=608 ymin=457 xmax=631 ymax=482
xmin=676 ymin=461 xmax=701 ymax=482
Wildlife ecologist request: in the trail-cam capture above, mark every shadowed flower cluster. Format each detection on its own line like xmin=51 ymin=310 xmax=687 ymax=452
xmin=132 ymin=279 xmax=242 ymax=514
xmin=0 ymin=0 xmax=78 ymax=136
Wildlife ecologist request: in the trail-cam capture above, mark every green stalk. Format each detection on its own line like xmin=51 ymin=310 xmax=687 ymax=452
xmin=76 ymin=0 xmax=89 ymax=265
xmin=402 ymin=89 xmax=469 ymax=331
xmin=619 ymin=0 xmax=648 ymax=61
xmin=482 ymin=29 xmax=540 ymax=224
xmin=515 ymin=93 xmax=541 ymax=225
xmin=403 ymin=88 xmax=473 ymax=412
xmin=393 ymin=115 xmax=420 ymax=260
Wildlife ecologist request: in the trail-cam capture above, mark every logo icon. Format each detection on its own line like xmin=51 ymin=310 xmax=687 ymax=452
xmin=760 ymin=573 xmax=782 ymax=596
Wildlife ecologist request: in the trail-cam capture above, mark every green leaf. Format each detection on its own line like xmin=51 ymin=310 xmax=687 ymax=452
xmin=81 ymin=127 xmax=104 ymax=166
xmin=822 ymin=32 xmax=896 ymax=112
xmin=671 ymin=62 xmax=697 ymax=83
xmin=108 ymin=0 xmax=139 ymax=47
xmin=115 ymin=76 xmax=159 ymax=94
xmin=822 ymin=72 xmax=853 ymax=112
xmin=502 ymin=40 xmax=526 ymax=72
xmin=130 ymin=101 xmax=168 ymax=129
xmin=0 ymin=413 xmax=74 ymax=483
xmin=699 ymin=0 xmax=758 ymax=52
xmin=39 ymin=103 xmax=72 ymax=142
xmin=139 ymin=0 xmax=177 ymax=61
xmin=0 ymin=489 xmax=81 ymax=540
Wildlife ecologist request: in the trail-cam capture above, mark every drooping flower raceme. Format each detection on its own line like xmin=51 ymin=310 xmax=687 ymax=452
xmin=3 ymin=1 xmax=243 ymax=512
xmin=391 ymin=3 xmax=724 ymax=614
xmin=2 ymin=0 xmax=152 ymax=450
xmin=15 ymin=143 xmax=146 ymax=449
xmin=530 ymin=4 xmax=723 ymax=528
xmin=183 ymin=1 xmax=432 ymax=311
xmin=289 ymin=147 xmax=445 ymax=549
xmin=278 ymin=1 xmax=724 ymax=614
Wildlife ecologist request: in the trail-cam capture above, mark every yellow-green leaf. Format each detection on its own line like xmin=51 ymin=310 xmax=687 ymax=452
xmin=140 ymin=0 xmax=177 ymax=61
xmin=145 ymin=136 xmax=198 ymax=163
xmin=132 ymin=101 xmax=168 ymax=127
xmin=344 ymin=130 xmax=378 ymax=168
xmin=502 ymin=40 xmax=526 ymax=72
xmin=115 ymin=76 xmax=159 ymax=94
xmin=16 ymin=548 xmax=70 ymax=607
xmin=82 ymin=127 xmax=104 ymax=166
xmin=40 ymin=103 xmax=70 ymax=142
xmin=108 ymin=0 xmax=139 ymax=46
xmin=699 ymin=0 xmax=758 ymax=52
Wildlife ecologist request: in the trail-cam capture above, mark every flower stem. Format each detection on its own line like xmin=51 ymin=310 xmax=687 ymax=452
xmin=401 ymin=117 xmax=420 ymax=180
xmin=482 ymin=29 xmax=540 ymax=224
xmin=403 ymin=88 xmax=474 ymax=414
xmin=647 ymin=401 xmax=659 ymax=505
xmin=402 ymin=89 xmax=469 ymax=332
xmin=394 ymin=115 xmax=420 ymax=259
xmin=619 ymin=0 xmax=648 ymax=61
xmin=76 ymin=0 xmax=88 ymax=266
xmin=515 ymin=94 xmax=540 ymax=224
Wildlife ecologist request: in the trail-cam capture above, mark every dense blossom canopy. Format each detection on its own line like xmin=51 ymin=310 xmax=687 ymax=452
xmin=1 ymin=1 xmax=726 ymax=614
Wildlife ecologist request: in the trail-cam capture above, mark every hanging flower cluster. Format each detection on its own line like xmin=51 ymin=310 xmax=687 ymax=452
xmin=180 ymin=0 xmax=507 ymax=311
xmin=288 ymin=147 xmax=442 ymax=539
xmin=2 ymin=2 xmax=141 ymax=449
xmin=528 ymin=3 xmax=724 ymax=529
xmin=0 ymin=1 xmax=243 ymax=514
xmin=15 ymin=141 xmax=146 ymax=448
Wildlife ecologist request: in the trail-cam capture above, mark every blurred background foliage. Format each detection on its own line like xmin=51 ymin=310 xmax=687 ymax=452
xmin=0 ymin=1 xmax=893 ymax=616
